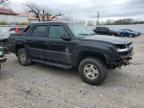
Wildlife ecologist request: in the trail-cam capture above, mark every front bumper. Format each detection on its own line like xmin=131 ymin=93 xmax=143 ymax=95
xmin=115 ymin=48 xmax=134 ymax=67
xmin=0 ymin=57 xmax=7 ymax=64
xmin=119 ymin=52 xmax=133 ymax=66
xmin=108 ymin=47 xmax=134 ymax=68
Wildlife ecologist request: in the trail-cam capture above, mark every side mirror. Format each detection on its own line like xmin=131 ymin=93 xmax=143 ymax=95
xmin=61 ymin=34 xmax=71 ymax=41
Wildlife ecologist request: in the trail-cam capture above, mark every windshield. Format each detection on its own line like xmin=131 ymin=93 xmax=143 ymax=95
xmin=68 ymin=24 xmax=95 ymax=37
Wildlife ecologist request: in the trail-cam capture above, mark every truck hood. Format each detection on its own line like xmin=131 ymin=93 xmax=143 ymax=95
xmin=82 ymin=35 xmax=131 ymax=45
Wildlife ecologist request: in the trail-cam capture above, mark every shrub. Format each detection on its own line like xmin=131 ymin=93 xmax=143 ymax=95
xmin=0 ymin=21 xmax=8 ymax=25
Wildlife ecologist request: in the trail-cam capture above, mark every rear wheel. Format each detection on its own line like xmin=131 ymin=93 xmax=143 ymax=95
xmin=79 ymin=57 xmax=107 ymax=85
xmin=120 ymin=33 xmax=123 ymax=37
xmin=129 ymin=34 xmax=133 ymax=37
xmin=18 ymin=48 xmax=32 ymax=66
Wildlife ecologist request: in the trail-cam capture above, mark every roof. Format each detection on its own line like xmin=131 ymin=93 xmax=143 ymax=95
xmin=0 ymin=8 xmax=18 ymax=15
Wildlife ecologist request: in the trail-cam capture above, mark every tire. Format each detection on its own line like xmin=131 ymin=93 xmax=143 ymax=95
xmin=112 ymin=34 xmax=115 ymax=36
xmin=120 ymin=33 xmax=123 ymax=37
xmin=79 ymin=57 xmax=107 ymax=85
xmin=129 ymin=34 xmax=133 ymax=37
xmin=17 ymin=48 xmax=32 ymax=66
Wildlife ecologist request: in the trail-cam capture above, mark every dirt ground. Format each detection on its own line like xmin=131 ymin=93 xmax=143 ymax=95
xmin=0 ymin=35 xmax=144 ymax=108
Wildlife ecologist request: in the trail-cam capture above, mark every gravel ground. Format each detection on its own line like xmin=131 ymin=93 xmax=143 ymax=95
xmin=0 ymin=35 xmax=144 ymax=108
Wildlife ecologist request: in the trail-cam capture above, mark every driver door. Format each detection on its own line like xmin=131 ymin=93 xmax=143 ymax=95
xmin=45 ymin=24 xmax=72 ymax=65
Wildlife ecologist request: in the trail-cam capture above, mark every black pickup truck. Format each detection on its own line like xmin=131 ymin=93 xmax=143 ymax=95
xmin=8 ymin=22 xmax=133 ymax=85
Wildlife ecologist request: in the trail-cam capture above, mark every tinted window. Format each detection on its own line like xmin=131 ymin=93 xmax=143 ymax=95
xmin=96 ymin=27 xmax=109 ymax=31
xmin=49 ymin=25 xmax=66 ymax=38
xmin=32 ymin=25 xmax=47 ymax=37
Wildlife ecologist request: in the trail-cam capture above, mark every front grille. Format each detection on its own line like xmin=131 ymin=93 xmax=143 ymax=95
xmin=0 ymin=39 xmax=8 ymax=47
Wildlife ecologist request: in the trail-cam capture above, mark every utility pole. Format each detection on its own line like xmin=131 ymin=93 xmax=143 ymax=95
xmin=97 ymin=12 xmax=100 ymax=25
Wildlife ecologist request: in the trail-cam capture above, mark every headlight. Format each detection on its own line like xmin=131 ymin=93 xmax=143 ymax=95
xmin=114 ymin=44 xmax=127 ymax=52
xmin=114 ymin=44 xmax=126 ymax=49
xmin=0 ymin=47 xmax=4 ymax=56
xmin=0 ymin=50 xmax=3 ymax=56
xmin=114 ymin=43 xmax=133 ymax=53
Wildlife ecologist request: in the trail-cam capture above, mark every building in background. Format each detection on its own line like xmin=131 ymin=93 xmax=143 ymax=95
xmin=0 ymin=8 xmax=28 ymax=24
xmin=0 ymin=8 xmax=68 ymax=24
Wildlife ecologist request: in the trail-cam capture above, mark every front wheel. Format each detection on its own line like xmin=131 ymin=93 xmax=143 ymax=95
xmin=18 ymin=48 xmax=32 ymax=66
xmin=79 ymin=57 xmax=107 ymax=85
xmin=111 ymin=34 xmax=115 ymax=36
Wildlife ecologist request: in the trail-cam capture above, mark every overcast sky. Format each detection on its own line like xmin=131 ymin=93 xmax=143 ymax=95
xmin=9 ymin=0 xmax=144 ymax=21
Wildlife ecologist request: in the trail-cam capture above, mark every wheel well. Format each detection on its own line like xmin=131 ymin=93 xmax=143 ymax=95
xmin=78 ymin=52 xmax=107 ymax=67
xmin=15 ymin=44 xmax=24 ymax=56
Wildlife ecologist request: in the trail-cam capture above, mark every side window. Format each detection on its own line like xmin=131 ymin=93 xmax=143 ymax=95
xmin=49 ymin=25 xmax=66 ymax=39
xmin=32 ymin=25 xmax=47 ymax=38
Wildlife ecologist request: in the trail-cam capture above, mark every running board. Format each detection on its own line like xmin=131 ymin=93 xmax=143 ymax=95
xmin=32 ymin=59 xmax=72 ymax=69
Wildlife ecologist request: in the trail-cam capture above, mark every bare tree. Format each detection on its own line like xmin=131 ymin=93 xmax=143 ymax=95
xmin=25 ymin=3 xmax=62 ymax=22
xmin=0 ymin=0 xmax=8 ymax=5
xmin=25 ymin=4 xmax=41 ymax=22
xmin=0 ymin=0 xmax=8 ymax=8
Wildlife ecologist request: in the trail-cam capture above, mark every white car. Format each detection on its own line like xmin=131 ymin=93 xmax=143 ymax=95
xmin=0 ymin=27 xmax=25 ymax=46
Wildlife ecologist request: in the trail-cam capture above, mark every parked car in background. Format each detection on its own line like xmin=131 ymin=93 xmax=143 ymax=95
xmin=93 ymin=27 xmax=120 ymax=36
xmin=0 ymin=28 xmax=9 ymax=47
xmin=0 ymin=27 xmax=25 ymax=47
xmin=119 ymin=29 xmax=141 ymax=37
xmin=8 ymin=22 xmax=133 ymax=85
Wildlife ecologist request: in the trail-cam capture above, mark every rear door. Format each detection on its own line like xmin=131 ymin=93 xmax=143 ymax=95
xmin=27 ymin=25 xmax=48 ymax=60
